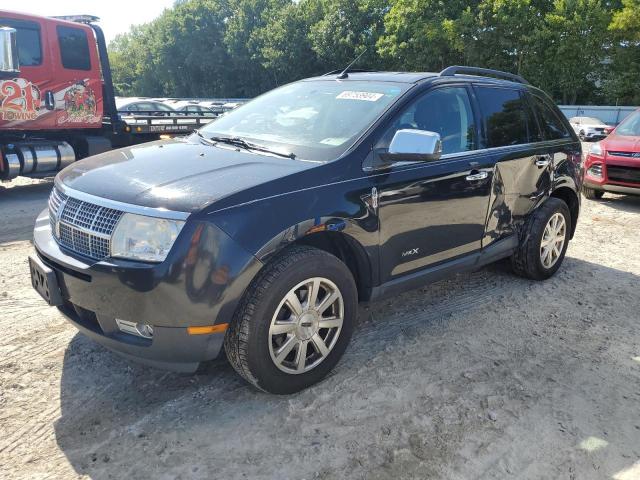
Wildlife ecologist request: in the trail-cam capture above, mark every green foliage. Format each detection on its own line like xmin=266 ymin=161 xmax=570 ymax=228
xmin=108 ymin=0 xmax=640 ymax=104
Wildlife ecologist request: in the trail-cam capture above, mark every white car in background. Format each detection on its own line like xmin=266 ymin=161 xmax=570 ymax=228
xmin=569 ymin=116 xmax=613 ymax=141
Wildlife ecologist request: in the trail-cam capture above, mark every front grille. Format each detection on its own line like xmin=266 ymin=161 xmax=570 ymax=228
xmin=48 ymin=187 xmax=124 ymax=260
xmin=48 ymin=187 xmax=67 ymax=233
xmin=608 ymin=151 xmax=640 ymax=158
xmin=607 ymin=165 xmax=640 ymax=184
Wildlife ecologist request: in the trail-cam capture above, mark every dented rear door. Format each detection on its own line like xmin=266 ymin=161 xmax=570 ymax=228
xmin=472 ymin=84 xmax=552 ymax=246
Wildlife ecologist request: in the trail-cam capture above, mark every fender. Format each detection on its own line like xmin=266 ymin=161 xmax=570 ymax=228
xmin=203 ymin=177 xmax=382 ymax=297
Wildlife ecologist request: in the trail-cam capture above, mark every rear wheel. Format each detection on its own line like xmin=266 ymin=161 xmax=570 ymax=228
xmin=583 ymin=186 xmax=604 ymax=200
xmin=511 ymin=198 xmax=571 ymax=280
xmin=224 ymin=246 xmax=357 ymax=394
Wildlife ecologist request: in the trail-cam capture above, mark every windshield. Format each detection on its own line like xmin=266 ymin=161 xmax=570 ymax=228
xmin=615 ymin=111 xmax=640 ymax=136
xmin=199 ymin=80 xmax=410 ymax=161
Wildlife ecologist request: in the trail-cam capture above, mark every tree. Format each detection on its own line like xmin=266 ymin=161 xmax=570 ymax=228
xmin=106 ymin=0 xmax=639 ymax=104
xmin=377 ymin=0 xmax=476 ymax=70
xmin=534 ymin=0 xmax=611 ymax=104
xmin=306 ymin=0 xmax=390 ymax=70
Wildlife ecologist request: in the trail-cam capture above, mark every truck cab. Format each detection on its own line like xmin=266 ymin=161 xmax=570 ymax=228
xmin=0 ymin=11 xmax=104 ymax=133
xmin=0 ymin=9 xmax=217 ymax=181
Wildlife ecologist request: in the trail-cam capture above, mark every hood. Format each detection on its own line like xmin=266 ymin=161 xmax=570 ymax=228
xmin=57 ymin=137 xmax=315 ymax=212
xmin=602 ymin=134 xmax=640 ymax=152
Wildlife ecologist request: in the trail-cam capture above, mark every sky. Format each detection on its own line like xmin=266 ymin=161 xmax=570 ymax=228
xmin=8 ymin=0 xmax=176 ymax=43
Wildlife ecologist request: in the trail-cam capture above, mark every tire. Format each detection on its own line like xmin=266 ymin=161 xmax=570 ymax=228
xmin=511 ymin=198 xmax=571 ymax=281
xmin=224 ymin=245 xmax=357 ymax=394
xmin=583 ymin=186 xmax=604 ymax=200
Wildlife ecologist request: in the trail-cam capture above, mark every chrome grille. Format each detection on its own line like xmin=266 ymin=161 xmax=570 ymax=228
xmin=608 ymin=151 xmax=640 ymax=158
xmin=48 ymin=187 xmax=124 ymax=260
xmin=48 ymin=187 xmax=68 ymax=233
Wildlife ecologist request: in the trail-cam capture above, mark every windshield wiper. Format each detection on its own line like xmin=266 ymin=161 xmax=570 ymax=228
xmin=208 ymin=135 xmax=296 ymax=159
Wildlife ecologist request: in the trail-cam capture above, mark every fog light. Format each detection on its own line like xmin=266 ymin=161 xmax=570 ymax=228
xmin=116 ymin=319 xmax=154 ymax=338
xmin=588 ymin=164 xmax=603 ymax=178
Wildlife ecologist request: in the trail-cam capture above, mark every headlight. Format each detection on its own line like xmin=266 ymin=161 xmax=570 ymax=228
xmin=111 ymin=213 xmax=185 ymax=262
xmin=590 ymin=142 xmax=603 ymax=156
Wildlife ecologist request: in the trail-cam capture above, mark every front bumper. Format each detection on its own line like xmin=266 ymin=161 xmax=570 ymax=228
xmin=583 ymin=180 xmax=640 ymax=196
xmin=33 ymin=208 xmax=262 ymax=371
xmin=584 ymin=155 xmax=640 ymax=196
xmin=58 ymin=301 xmax=223 ymax=372
xmin=581 ymin=132 xmax=606 ymax=140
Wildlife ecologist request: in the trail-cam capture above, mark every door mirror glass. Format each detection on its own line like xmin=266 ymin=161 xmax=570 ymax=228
xmin=382 ymin=129 xmax=442 ymax=162
xmin=0 ymin=27 xmax=20 ymax=75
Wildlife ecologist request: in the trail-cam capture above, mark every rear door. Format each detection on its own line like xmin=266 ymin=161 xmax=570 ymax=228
xmin=374 ymin=85 xmax=494 ymax=283
xmin=473 ymin=85 xmax=552 ymax=244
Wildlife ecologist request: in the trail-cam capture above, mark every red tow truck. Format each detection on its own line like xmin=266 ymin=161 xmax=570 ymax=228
xmin=0 ymin=10 xmax=215 ymax=181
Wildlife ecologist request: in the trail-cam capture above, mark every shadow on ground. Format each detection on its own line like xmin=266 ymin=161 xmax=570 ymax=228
xmin=53 ymin=256 xmax=640 ymax=479
xmin=592 ymin=193 xmax=640 ymax=214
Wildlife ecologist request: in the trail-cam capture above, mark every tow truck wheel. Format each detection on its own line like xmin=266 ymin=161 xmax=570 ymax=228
xmin=583 ymin=187 xmax=604 ymax=200
xmin=224 ymin=246 xmax=357 ymax=394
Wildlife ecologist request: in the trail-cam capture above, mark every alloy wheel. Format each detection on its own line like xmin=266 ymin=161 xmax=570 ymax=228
xmin=540 ymin=212 xmax=567 ymax=269
xmin=268 ymin=277 xmax=344 ymax=374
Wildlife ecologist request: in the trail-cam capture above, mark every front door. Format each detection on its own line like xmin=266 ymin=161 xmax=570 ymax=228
xmin=373 ymin=86 xmax=494 ymax=283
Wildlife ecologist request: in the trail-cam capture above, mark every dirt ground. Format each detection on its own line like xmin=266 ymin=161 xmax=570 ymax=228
xmin=1 ymin=171 xmax=640 ymax=480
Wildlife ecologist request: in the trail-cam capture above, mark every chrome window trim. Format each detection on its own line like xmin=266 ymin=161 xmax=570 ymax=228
xmin=55 ymin=183 xmax=191 ymax=221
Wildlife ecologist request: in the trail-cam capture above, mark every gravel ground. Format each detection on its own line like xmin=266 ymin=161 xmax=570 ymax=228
xmin=1 ymin=170 xmax=639 ymax=480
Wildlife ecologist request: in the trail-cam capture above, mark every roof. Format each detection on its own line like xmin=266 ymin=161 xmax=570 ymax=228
xmin=303 ymin=70 xmax=531 ymax=88
xmin=304 ymin=71 xmax=440 ymax=84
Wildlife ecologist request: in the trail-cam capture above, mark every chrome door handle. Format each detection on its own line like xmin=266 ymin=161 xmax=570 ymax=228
xmin=466 ymin=171 xmax=488 ymax=181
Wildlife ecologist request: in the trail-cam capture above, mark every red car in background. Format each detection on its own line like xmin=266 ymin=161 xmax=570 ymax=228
xmin=583 ymin=109 xmax=640 ymax=199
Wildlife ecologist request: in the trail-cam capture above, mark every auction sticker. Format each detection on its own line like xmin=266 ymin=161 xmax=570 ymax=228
xmin=336 ymin=91 xmax=384 ymax=101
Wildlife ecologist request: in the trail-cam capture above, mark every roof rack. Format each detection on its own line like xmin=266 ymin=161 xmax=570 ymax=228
xmin=322 ymin=68 xmax=374 ymax=76
xmin=51 ymin=15 xmax=100 ymax=24
xmin=439 ymin=66 xmax=529 ymax=85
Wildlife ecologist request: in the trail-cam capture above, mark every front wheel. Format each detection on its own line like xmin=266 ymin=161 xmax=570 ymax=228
xmin=224 ymin=246 xmax=357 ymax=394
xmin=511 ymin=198 xmax=571 ymax=280
xmin=583 ymin=186 xmax=604 ymax=200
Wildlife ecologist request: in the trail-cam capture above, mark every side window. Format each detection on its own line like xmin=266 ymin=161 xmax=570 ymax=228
xmin=378 ymin=87 xmax=476 ymax=155
xmin=475 ymin=86 xmax=529 ymax=147
xmin=532 ymin=95 xmax=572 ymax=140
xmin=151 ymin=102 xmax=172 ymax=112
xmin=0 ymin=19 xmax=42 ymax=66
xmin=56 ymin=26 xmax=91 ymax=71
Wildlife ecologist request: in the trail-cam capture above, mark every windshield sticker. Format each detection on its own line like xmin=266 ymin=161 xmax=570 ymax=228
xmin=336 ymin=91 xmax=384 ymax=102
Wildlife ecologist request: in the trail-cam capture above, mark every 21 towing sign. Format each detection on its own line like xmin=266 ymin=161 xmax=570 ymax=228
xmin=0 ymin=78 xmax=41 ymax=121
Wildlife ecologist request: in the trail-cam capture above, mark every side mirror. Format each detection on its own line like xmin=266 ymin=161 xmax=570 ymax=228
xmin=381 ymin=129 xmax=442 ymax=163
xmin=0 ymin=27 xmax=20 ymax=76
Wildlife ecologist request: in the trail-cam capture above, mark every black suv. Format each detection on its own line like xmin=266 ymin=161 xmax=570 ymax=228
xmin=30 ymin=66 xmax=582 ymax=393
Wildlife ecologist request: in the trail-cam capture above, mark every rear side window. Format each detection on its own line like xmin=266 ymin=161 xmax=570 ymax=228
xmin=0 ymin=18 xmax=42 ymax=66
xmin=57 ymin=26 xmax=91 ymax=71
xmin=531 ymin=95 xmax=572 ymax=140
xmin=475 ymin=87 xmax=529 ymax=147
